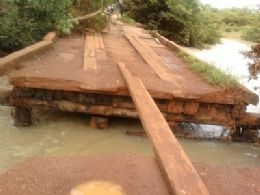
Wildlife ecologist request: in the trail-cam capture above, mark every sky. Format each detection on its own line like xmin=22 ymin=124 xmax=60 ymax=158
xmin=199 ymin=0 xmax=259 ymax=9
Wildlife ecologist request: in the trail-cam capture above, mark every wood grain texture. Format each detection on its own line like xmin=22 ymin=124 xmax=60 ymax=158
xmin=118 ymin=62 xmax=209 ymax=195
xmin=84 ymin=35 xmax=97 ymax=71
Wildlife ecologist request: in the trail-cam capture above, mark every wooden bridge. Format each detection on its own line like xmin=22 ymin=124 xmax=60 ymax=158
xmin=0 ymin=23 xmax=258 ymax=130
xmin=0 ymin=21 xmax=259 ymax=194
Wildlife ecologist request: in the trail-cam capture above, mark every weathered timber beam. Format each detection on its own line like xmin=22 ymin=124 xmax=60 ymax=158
xmin=4 ymin=87 xmax=236 ymax=127
xmin=9 ymin=96 xmax=235 ymax=126
xmin=238 ymin=112 xmax=260 ymax=128
xmin=0 ymin=40 xmax=54 ymax=76
xmin=124 ymin=34 xmax=198 ymax=100
xmin=118 ymin=62 xmax=209 ymax=195
xmin=84 ymin=35 xmax=97 ymax=71
xmin=43 ymin=32 xmax=57 ymax=42
xmin=14 ymin=106 xmax=32 ymax=127
xmin=0 ymin=90 xmax=12 ymax=106
xmin=73 ymin=10 xmax=102 ymax=22
xmin=10 ymin=98 xmax=139 ymax=118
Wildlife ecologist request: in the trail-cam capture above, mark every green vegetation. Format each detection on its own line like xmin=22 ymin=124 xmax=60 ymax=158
xmin=0 ymin=0 xmax=74 ymax=53
xmin=124 ymin=0 xmax=221 ymax=48
xmin=121 ymin=15 xmax=136 ymax=25
xmin=1 ymin=0 xmax=259 ymax=56
xmin=241 ymin=25 xmax=260 ymax=43
xmin=0 ymin=0 xmax=113 ymax=55
xmin=178 ymin=51 xmax=237 ymax=87
xmin=202 ymin=6 xmax=260 ymax=42
xmin=124 ymin=1 xmax=260 ymax=45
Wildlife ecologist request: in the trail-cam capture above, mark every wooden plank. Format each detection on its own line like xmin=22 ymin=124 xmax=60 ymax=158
xmin=94 ymin=35 xmax=100 ymax=49
xmin=118 ymin=62 xmax=209 ymax=195
xmin=43 ymin=32 xmax=57 ymax=41
xmin=125 ymin=34 xmax=173 ymax=82
xmin=0 ymin=40 xmax=53 ymax=75
xmin=19 ymin=99 xmax=140 ymax=118
xmin=125 ymin=35 xmax=182 ymax=84
xmin=95 ymin=34 xmax=107 ymax=61
xmin=84 ymin=35 xmax=97 ymax=71
xmin=238 ymin=112 xmax=260 ymax=128
xmin=94 ymin=35 xmax=105 ymax=49
xmin=124 ymin=34 xmax=198 ymax=99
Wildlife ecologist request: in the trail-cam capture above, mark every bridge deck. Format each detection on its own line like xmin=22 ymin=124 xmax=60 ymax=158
xmin=1 ymin=22 xmax=258 ymax=129
xmin=8 ymin=23 xmax=257 ymax=105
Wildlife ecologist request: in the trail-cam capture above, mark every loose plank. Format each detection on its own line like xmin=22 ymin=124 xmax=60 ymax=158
xmin=124 ymin=34 xmax=198 ymax=99
xmin=118 ymin=62 xmax=209 ymax=195
xmin=84 ymin=35 xmax=97 ymax=71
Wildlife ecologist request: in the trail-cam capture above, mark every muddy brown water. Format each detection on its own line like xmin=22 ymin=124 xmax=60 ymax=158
xmin=0 ymin=106 xmax=260 ymax=173
xmin=0 ymin=76 xmax=260 ymax=173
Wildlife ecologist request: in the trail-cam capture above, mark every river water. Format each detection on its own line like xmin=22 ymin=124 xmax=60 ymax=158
xmin=1 ymin=39 xmax=260 ymax=173
xmin=190 ymin=38 xmax=260 ymax=112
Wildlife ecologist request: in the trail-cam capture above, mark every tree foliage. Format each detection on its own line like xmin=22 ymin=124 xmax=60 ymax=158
xmin=0 ymin=0 xmax=74 ymax=53
xmin=241 ymin=11 xmax=260 ymax=43
xmin=243 ymin=44 xmax=260 ymax=79
xmin=207 ymin=7 xmax=260 ymax=42
xmin=0 ymin=0 xmax=115 ymax=55
xmin=124 ymin=0 xmax=221 ymax=47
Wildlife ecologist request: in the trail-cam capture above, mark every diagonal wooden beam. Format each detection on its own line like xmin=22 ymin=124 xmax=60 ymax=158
xmin=118 ymin=62 xmax=209 ymax=195
xmin=124 ymin=34 xmax=198 ymax=99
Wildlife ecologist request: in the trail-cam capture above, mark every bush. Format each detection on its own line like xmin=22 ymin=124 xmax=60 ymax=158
xmin=121 ymin=15 xmax=136 ymax=25
xmin=225 ymin=27 xmax=232 ymax=32
xmin=0 ymin=0 xmax=74 ymax=53
xmin=124 ymin=0 xmax=220 ymax=48
xmin=242 ymin=26 xmax=260 ymax=43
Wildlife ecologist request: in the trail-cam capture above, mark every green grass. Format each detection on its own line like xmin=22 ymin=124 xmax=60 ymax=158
xmin=178 ymin=51 xmax=238 ymax=87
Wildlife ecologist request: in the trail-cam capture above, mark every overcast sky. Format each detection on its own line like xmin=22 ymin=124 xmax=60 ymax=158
xmin=199 ymin=0 xmax=259 ymax=9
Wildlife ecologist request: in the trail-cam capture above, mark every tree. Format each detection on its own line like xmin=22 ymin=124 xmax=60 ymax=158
xmin=0 ymin=0 xmax=74 ymax=53
xmin=124 ymin=0 xmax=220 ymax=47
xmin=241 ymin=11 xmax=260 ymax=42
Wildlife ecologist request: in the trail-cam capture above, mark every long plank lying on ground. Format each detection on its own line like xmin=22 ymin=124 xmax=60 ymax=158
xmin=118 ymin=62 xmax=209 ymax=195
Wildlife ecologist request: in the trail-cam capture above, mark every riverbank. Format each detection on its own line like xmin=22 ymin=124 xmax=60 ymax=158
xmin=0 ymin=155 xmax=259 ymax=195
xmin=222 ymin=32 xmax=256 ymax=46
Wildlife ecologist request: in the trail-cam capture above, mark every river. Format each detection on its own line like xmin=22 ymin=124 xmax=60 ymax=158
xmin=189 ymin=38 xmax=260 ymax=112
xmin=0 ymin=39 xmax=260 ymax=173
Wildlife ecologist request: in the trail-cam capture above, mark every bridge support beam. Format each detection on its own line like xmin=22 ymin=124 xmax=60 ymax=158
xmin=90 ymin=116 xmax=109 ymax=129
xmin=14 ymin=106 xmax=32 ymax=127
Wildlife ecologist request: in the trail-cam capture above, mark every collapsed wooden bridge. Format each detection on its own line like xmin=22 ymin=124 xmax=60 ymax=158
xmin=0 ymin=23 xmax=259 ymax=131
xmin=0 ymin=21 xmax=259 ymax=194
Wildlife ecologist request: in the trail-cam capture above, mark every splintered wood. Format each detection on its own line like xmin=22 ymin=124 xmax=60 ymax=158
xmin=118 ymin=62 xmax=209 ymax=195
xmin=84 ymin=34 xmax=105 ymax=71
